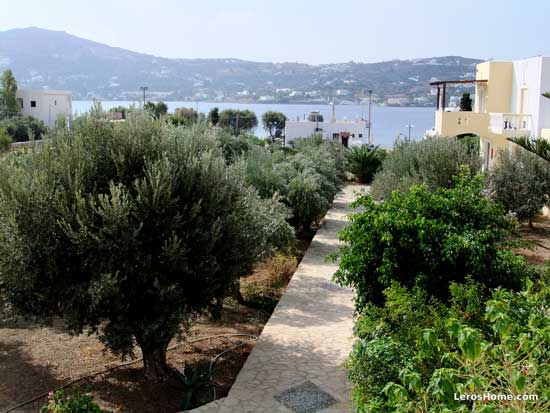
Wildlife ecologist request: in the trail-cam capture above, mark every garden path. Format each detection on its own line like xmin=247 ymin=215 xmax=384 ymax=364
xmin=188 ymin=184 xmax=366 ymax=413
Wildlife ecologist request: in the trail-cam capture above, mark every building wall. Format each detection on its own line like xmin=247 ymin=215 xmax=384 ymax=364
xmin=435 ymin=111 xmax=490 ymax=138
xmin=477 ymin=61 xmax=513 ymax=114
xmin=285 ymin=120 xmax=367 ymax=147
xmin=16 ymin=89 xmax=72 ymax=128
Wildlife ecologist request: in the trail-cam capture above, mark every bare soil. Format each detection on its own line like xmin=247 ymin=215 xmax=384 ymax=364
xmin=514 ymin=215 xmax=550 ymax=266
xmin=0 ymin=234 xmax=312 ymax=413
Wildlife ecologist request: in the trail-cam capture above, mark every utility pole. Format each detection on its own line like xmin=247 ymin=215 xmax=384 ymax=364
xmin=405 ymin=124 xmax=414 ymax=142
xmin=367 ymin=90 xmax=373 ymax=144
xmin=140 ymin=86 xmax=148 ymax=107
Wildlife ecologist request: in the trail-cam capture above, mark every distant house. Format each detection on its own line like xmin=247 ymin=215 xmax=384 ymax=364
xmin=285 ymin=105 xmax=368 ymax=148
xmin=428 ymin=56 xmax=550 ymax=170
xmin=16 ymin=89 xmax=72 ymax=128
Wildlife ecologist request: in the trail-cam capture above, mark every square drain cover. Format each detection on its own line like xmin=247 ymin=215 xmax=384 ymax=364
xmin=274 ymin=380 xmax=338 ymax=413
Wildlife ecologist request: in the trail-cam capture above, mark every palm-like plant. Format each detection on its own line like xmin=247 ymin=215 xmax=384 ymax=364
xmin=508 ymin=136 xmax=550 ymax=162
xmin=347 ymin=145 xmax=386 ymax=184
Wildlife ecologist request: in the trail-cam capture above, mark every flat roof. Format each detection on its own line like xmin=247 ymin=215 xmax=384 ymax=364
xmin=429 ymin=79 xmax=488 ymax=86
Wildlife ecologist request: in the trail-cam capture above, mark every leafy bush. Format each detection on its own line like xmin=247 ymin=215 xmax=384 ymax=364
xmin=242 ymin=138 xmax=346 ymax=229
xmin=41 ymin=390 xmax=104 ymax=413
xmin=334 ymin=171 xmax=529 ymax=309
xmin=0 ymin=113 xmax=293 ymax=381
xmin=0 ymin=127 xmax=12 ymax=152
xmin=347 ymin=145 xmax=386 ymax=184
xmin=367 ymin=279 xmax=550 ymax=413
xmin=0 ymin=115 xmax=47 ymax=142
xmin=370 ymin=137 xmax=481 ymax=200
xmin=348 ymin=277 xmax=550 ymax=413
xmin=487 ymin=149 xmax=550 ymax=227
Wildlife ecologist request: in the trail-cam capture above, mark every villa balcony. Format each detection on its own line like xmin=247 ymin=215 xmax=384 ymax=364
xmin=489 ymin=113 xmax=531 ymax=136
xmin=434 ymin=110 xmax=489 ymax=137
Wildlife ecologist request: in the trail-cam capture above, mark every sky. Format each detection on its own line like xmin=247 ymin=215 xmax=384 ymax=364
xmin=1 ymin=0 xmax=549 ymax=64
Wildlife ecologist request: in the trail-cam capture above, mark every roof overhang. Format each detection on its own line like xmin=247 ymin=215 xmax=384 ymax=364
xmin=429 ymin=79 xmax=488 ymax=86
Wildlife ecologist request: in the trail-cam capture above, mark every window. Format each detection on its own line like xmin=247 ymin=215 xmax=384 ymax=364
xmin=352 ymin=133 xmax=355 ymax=138
xmin=314 ymin=127 xmax=323 ymax=132
xmin=332 ymin=133 xmax=339 ymax=141
xmin=358 ymin=133 xmax=363 ymax=138
xmin=30 ymin=100 xmax=37 ymax=108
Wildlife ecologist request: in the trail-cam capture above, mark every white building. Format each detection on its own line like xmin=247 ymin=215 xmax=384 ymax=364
xmin=16 ymin=89 xmax=73 ymax=128
xmin=429 ymin=56 xmax=550 ymax=169
xmin=285 ymin=105 xmax=369 ymax=148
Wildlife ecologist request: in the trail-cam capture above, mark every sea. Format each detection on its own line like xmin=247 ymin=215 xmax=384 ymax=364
xmin=72 ymin=101 xmax=435 ymax=149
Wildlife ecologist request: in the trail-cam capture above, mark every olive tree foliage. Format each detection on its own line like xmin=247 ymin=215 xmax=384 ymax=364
xmin=370 ymin=137 xmax=481 ymax=200
xmin=262 ymin=111 xmax=287 ymax=143
xmin=219 ymin=109 xmax=258 ymax=135
xmin=0 ymin=69 xmax=19 ymax=116
xmin=0 ymin=113 xmax=293 ymax=381
xmin=487 ymin=149 xmax=550 ymax=227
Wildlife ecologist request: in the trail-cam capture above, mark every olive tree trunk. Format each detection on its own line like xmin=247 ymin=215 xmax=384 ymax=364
xmin=138 ymin=339 xmax=173 ymax=382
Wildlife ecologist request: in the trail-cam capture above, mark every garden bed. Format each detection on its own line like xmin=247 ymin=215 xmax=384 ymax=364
xmin=0 ymin=234 xmax=312 ymax=413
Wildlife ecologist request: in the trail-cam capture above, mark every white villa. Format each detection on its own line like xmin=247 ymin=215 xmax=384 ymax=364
xmin=428 ymin=55 xmax=550 ymax=169
xmin=285 ymin=105 xmax=369 ymax=148
xmin=16 ymin=89 xmax=72 ymax=128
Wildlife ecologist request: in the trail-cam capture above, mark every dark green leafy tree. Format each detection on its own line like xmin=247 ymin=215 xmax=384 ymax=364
xmin=334 ymin=170 xmax=529 ymax=310
xmin=0 ymin=115 xmax=47 ymax=141
xmin=207 ymin=107 xmax=220 ymax=126
xmin=347 ymin=145 xmax=386 ymax=184
xmin=0 ymin=69 xmax=20 ymax=116
xmin=459 ymin=92 xmax=472 ymax=111
xmin=487 ymin=149 xmax=550 ymax=227
xmin=262 ymin=111 xmax=287 ymax=143
xmin=144 ymin=101 xmax=168 ymax=119
xmin=0 ymin=113 xmax=293 ymax=382
xmin=219 ymin=109 xmax=258 ymax=135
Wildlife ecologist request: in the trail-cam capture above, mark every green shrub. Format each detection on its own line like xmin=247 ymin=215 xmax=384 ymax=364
xmin=487 ymin=149 xmax=550 ymax=227
xmin=41 ymin=390 xmax=104 ymax=413
xmin=347 ymin=278 xmax=550 ymax=412
xmin=242 ymin=138 xmax=345 ymax=229
xmin=0 ymin=113 xmax=294 ymax=381
xmin=347 ymin=145 xmax=386 ymax=184
xmin=370 ymin=137 xmax=481 ymax=200
xmin=0 ymin=115 xmax=47 ymax=142
xmin=334 ymin=171 xmax=529 ymax=309
xmin=368 ymin=279 xmax=550 ymax=413
xmin=0 ymin=127 xmax=12 ymax=152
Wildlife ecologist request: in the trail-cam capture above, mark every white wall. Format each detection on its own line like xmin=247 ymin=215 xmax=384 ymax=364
xmin=285 ymin=120 xmax=367 ymax=147
xmin=510 ymin=56 xmax=550 ymax=136
xmin=16 ymin=89 xmax=72 ymax=128
xmin=538 ymin=57 xmax=550 ymax=133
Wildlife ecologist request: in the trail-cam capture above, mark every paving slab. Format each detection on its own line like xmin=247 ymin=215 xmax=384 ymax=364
xmin=189 ymin=185 xmax=366 ymax=413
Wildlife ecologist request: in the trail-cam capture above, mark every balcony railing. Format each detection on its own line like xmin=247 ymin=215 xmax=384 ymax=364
xmin=489 ymin=113 xmax=531 ymax=135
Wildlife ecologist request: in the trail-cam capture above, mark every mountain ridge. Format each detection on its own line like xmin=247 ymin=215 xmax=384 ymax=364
xmin=0 ymin=27 xmax=483 ymax=104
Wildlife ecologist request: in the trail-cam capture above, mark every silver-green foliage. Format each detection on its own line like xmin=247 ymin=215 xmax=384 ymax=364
xmin=0 ymin=113 xmax=294 ymax=380
xmin=487 ymin=149 xmax=550 ymax=226
xmin=370 ymin=137 xmax=481 ymax=200
xmin=242 ymin=137 xmax=346 ymax=229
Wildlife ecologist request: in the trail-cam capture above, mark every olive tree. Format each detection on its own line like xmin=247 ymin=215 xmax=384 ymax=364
xmin=487 ymin=148 xmax=550 ymax=227
xmin=0 ymin=113 xmax=293 ymax=382
xmin=262 ymin=111 xmax=286 ymax=143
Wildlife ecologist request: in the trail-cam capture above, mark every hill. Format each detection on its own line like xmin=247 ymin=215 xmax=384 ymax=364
xmin=0 ymin=27 xmax=482 ymax=105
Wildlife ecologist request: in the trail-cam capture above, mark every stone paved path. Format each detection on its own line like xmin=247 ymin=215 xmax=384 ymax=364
xmin=189 ymin=185 xmax=366 ymax=413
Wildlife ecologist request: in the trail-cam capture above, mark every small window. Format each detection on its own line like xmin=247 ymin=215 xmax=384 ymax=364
xmin=332 ymin=133 xmax=339 ymax=140
xmin=30 ymin=100 xmax=37 ymax=108
xmin=352 ymin=133 xmax=355 ymax=138
xmin=358 ymin=133 xmax=363 ymax=138
xmin=54 ymin=100 xmax=57 ymax=106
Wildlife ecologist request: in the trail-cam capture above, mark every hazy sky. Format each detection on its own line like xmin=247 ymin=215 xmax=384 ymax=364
xmin=1 ymin=0 xmax=549 ymax=64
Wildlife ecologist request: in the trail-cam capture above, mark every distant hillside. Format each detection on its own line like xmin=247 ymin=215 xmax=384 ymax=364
xmin=0 ymin=27 xmax=483 ymax=105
